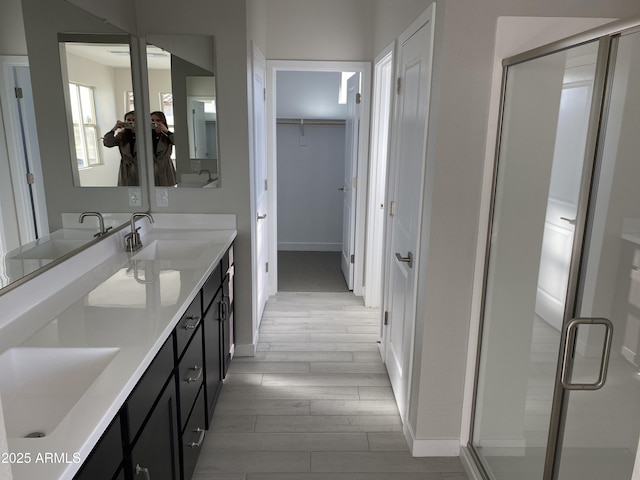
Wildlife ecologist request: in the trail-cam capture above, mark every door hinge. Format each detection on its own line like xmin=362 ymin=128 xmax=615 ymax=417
xmin=265 ymin=262 xmax=269 ymax=273
xmin=263 ymin=88 xmax=267 ymax=101
xmin=350 ymin=254 xmax=355 ymax=264
xmin=15 ymin=87 xmax=23 ymax=99
xmin=384 ymin=311 xmax=389 ymax=326
xmin=389 ymin=201 xmax=396 ymax=217
xmin=26 ymin=172 xmax=35 ymax=185
xmin=264 ymin=179 xmax=268 ymax=191
xmin=356 ymin=92 xmax=361 ymax=104
xmin=397 ymin=78 xmax=401 ymax=95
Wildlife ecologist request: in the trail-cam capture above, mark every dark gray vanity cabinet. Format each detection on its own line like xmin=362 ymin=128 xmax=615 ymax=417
xmin=74 ymin=243 xmax=234 ymax=480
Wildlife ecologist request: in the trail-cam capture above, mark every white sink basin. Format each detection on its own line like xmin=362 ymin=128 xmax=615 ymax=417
xmin=131 ymin=240 xmax=211 ymax=261
xmin=10 ymin=239 xmax=87 ymax=260
xmin=0 ymin=347 xmax=119 ymax=438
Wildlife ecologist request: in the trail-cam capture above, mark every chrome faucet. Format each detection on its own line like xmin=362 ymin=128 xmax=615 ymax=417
xmin=125 ymin=212 xmax=154 ymax=252
xmin=79 ymin=212 xmax=112 ymax=237
xmin=198 ymin=169 xmax=212 ymax=181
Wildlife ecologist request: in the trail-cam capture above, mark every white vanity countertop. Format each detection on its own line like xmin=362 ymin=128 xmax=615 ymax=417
xmin=1 ymin=218 xmax=236 ymax=480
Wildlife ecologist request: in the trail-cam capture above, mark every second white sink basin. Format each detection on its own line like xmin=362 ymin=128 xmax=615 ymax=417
xmin=0 ymin=347 xmax=119 ymax=438
xmin=131 ymin=240 xmax=211 ymax=261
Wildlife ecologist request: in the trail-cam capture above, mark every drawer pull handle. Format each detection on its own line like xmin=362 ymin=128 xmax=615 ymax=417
xmin=182 ymin=315 xmax=201 ymax=330
xmin=135 ymin=464 xmax=151 ymax=480
xmin=187 ymin=427 xmax=206 ymax=448
xmin=186 ymin=365 xmax=203 ymax=383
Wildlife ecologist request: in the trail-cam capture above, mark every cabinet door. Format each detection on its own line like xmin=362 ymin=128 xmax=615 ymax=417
xmin=127 ymin=336 xmax=175 ymax=442
xmin=130 ymin=381 xmax=180 ymax=480
xmin=203 ymin=287 xmax=222 ymax=425
xmin=221 ymin=265 xmax=234 ymax=378
xmin=73 ymin=414 xmax=123 ymax=480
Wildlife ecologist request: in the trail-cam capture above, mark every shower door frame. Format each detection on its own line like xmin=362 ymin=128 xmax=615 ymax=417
xmin=466 ymin=15 xmax=640 ymax=480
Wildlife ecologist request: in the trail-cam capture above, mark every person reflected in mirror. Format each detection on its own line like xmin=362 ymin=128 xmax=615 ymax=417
xmin=103 ymin=111 xmax=139 ymax=186
xmin=151 ymin=111 xmax=177 ymax=186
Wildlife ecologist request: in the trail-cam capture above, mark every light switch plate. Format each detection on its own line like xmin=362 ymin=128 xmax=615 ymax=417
xmin=156 ymin=187 xmax=169 ymax=208
xmin=128 ymin=187 xmax=142 ymax=207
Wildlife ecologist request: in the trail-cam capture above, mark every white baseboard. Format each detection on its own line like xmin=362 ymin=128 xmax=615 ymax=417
xmin=234 ymin=342 xmax=257 ymax=357
xmin=278 ymin=242 xmax=341 ymax=252
xmin=403 ymin=422 xmax=461 ymax=457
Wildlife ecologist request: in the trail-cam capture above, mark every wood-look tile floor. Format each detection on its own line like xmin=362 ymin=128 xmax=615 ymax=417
xmin=193 ymin=292 xmax=468 ymax=480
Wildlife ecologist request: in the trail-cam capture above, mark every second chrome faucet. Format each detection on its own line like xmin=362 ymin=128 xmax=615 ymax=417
xmin=79 ymin=212 xmax=112 ymax=238
xmin=125 ymin=212 xmax=154 ymax=252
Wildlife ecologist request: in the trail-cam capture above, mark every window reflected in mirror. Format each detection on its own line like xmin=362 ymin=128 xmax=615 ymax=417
xmin=60 ymin=37 xmax=136 ymax=187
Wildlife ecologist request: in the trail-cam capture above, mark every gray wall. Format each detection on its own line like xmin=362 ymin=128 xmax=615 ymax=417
xmin=276 ymin=124 xmax=345 ymax=251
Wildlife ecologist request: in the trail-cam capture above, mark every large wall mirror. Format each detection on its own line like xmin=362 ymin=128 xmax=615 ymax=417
xmin=59 ymin=34 xmax=138 ymax=187
xmin=146 ymin=34 xmax=220 ymax=188
xmin=0 ymin=0 xmax=148 ymax=296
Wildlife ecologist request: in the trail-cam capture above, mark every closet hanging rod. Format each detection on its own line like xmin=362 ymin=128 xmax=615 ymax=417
xmin=276 ymin=118 xmax=346 ymax=126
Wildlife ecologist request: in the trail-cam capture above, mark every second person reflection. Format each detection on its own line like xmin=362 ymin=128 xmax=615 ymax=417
xmin=151 ymin=111 xmax=177 ymax=186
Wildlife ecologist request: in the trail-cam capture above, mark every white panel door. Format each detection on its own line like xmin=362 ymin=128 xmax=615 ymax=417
xmin=252 ymin=47 xmax=269 ymax=323
xmin=341 ymin=72 xmax=360 ymax=290
xmin=384 ymin=10 xmax=434 ymax=419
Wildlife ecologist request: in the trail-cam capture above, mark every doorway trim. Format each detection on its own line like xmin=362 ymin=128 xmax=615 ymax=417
xmin=364 ymin=43 xmax=394 ymax=310
xmin=265 ymin=60 xmax=371 ymax=296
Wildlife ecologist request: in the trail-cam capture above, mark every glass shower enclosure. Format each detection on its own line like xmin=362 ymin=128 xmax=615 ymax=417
xmin=469 ymin=18 xmax=640 ymax=480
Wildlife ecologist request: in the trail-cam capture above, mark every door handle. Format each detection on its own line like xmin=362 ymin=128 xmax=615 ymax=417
xmin=338 ymin=186 xmax=346 ymax=192
xmin=560 ymin=217 xmax=576 ymax=225
xmin=257 ymin=213 xmax=267 ymax=220
xmin=560 ymin=317 xmax=613 ymax=390
xmin=395 ymin=252 xmax=413 ymax=268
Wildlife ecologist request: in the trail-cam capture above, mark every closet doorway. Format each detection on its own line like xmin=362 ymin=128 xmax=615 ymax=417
xmin=266 ymin=61 xmax=371 ymax=295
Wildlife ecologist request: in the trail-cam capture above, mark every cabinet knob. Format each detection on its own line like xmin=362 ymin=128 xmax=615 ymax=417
xmin=135 ymin=464 xmax=151 ymax=480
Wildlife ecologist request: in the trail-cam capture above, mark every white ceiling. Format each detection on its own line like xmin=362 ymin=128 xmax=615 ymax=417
xmin=63 ymin=43 xmax=170 ymax=69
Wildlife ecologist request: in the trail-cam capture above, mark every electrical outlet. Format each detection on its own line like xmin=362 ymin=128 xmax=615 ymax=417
xmin=128 ymin=187 xmax=142 ymax=207
xmin=191 ymin=160 xmax=201 ymax=172
xmin=156 ymin=187 xmax=169 ymax=208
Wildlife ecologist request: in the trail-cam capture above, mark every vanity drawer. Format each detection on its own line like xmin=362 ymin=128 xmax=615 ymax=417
xmin=175 ymin=291 xmax=202 ymax=360
xmin=177 ymin=324 xmax=204 ymax=431
xmin=202 ymin=262 xmax=222 ymax=312
xmin=126 ymin=336 xmax=175 ymax=441
xmin=181 ymin=387 xmax=207 ymax=480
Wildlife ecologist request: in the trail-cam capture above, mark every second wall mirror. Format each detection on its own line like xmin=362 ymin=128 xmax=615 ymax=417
xmin=146 ymin=34 xmax=219 ymax=188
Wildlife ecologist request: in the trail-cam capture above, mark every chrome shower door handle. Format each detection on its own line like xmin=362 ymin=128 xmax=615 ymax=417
xmin=395 ymin=252 xmax=413 ymax=268
xmin=560 ymin=317 xmax=613 ymax=390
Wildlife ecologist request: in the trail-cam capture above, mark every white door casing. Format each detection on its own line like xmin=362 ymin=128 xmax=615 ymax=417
xmin=341 ymin=72 xmax=361 ymax=290
xmin=384 ymin=7 xmax=435 ymax=421
xmin=251 ymin=44 xmax=269 ymax=342
xmin=265 ymin=60 xmax=371 ymax=297
xmin=365 ymin=45 xmax=394 ymax=310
